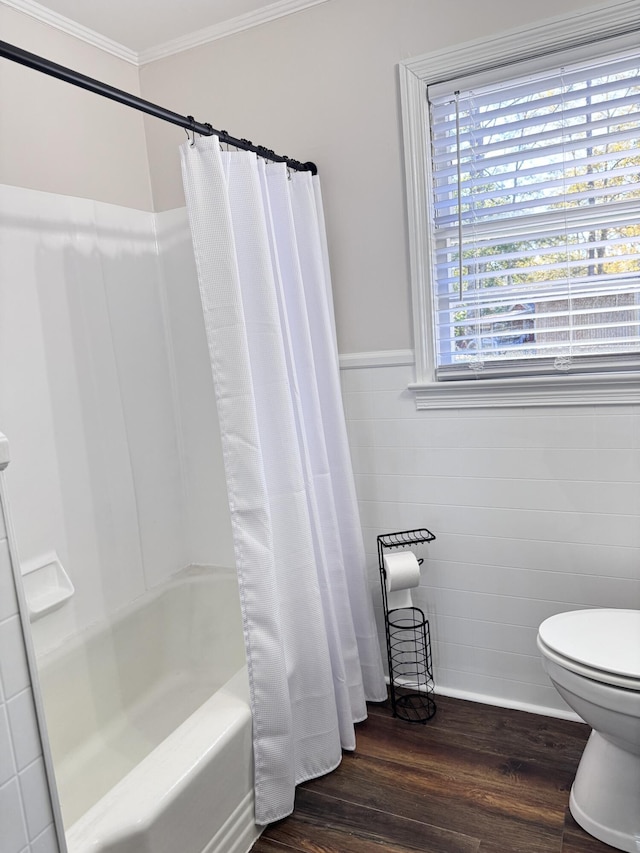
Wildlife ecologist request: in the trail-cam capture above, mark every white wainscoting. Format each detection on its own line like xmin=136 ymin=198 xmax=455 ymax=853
xmin=341 ymin=358 xmax=640 ymax=717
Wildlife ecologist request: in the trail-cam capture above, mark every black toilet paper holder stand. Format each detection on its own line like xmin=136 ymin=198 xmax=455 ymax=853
xmin=378 ymin=528 xmax=437 ymax=723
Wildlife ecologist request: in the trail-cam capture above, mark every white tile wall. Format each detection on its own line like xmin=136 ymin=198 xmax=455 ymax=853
xmin=0 ymin=469 xmax=61 ymax=853
xmin=342 ymin=363 xmax=640 ymax=716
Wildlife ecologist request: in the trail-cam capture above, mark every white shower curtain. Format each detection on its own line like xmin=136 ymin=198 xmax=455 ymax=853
xmin=180 ymin=137 xmax=386 ymax=825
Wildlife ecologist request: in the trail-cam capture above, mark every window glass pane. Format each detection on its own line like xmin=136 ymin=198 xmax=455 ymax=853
xmin=428 ymin=48 xmax=640 ymax=374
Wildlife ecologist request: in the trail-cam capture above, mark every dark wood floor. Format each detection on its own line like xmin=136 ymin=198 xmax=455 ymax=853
xmin=252 ymin=695 xmax=617 ymax=853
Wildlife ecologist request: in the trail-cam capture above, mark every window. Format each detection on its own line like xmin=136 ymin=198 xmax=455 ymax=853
xmin=400 ymin=4 xmax=640 ymax=407
xmin=431 ymin=54 xmax=640 ymax=378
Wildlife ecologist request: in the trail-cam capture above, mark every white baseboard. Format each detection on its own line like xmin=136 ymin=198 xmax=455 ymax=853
xmin=432 ymin=684 xmax=583 ymax=723
xmin=382 ymin=676 xmax=582 ymax=723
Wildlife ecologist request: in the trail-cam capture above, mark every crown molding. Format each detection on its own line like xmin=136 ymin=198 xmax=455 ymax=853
xmin=401 ymin=0 xmax=640 ymax=81
xmin=137 ymin=0 xmax=331 ymax=65
xmin=2 ymin=0 xmax=331 ymax=67
xmin=2 ymin=0 xmax=139 ymax=63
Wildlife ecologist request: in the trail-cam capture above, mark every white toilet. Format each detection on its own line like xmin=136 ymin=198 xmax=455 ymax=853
xmin=537 ymin=609 xmax=640 ymax=853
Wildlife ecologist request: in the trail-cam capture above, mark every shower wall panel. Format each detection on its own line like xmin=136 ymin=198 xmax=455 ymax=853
xmin=0 ymin=185 xmax=187 ymax=655
xmin=155 ymin=208 xmax=234 ymax=570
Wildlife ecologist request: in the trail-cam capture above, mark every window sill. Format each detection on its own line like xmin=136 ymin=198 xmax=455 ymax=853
xmin=409 ymin=372 xmax=640 ymax=410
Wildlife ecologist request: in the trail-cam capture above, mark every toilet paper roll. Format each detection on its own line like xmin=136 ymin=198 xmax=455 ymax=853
xmin=383 ymin=551 xmax=421 ymax=592
xmin=383 ymin=551 xmax=421 ymax=611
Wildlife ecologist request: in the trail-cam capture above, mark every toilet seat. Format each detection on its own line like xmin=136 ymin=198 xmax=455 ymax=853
xmin=538 ymin=609 xmax=640 ymax=691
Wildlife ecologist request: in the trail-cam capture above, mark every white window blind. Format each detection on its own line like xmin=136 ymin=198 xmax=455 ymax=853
xmin=428 ymin=48 xmax=640 ymax=380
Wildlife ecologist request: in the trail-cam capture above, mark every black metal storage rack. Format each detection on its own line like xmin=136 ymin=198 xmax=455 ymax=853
xmin=378 ymin=528 xmax=436 ymax=723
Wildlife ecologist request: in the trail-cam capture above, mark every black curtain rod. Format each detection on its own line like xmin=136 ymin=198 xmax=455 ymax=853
xmin=0 ymin=40 xmax=317 ymax=175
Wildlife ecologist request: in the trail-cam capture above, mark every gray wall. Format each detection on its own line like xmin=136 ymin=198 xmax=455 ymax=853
xmin=0 ymin=4 xmax=152 ymax=210
xmin=138 ymin=0 xmax=630 ymax=354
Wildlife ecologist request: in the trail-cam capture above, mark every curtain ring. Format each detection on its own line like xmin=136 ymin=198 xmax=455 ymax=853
xmin=186 ymin=116 xmax=196 ymax=147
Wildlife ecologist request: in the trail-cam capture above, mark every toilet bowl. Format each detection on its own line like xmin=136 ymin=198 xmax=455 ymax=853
xmin=537 ymin=609 xmax=640 ymax=853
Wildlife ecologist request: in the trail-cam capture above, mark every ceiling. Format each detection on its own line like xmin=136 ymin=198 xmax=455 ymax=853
xmin=10 ymin=0 xmax=329 ymax=60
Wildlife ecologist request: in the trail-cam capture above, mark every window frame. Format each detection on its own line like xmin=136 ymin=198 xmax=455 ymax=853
xmin=400 ymin=1 xmax=640 ymax=409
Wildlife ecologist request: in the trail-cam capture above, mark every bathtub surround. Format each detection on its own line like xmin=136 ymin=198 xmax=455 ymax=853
xmin=0 ymin=183 xmax=253 ymax=850
xmin=181 ymin=138 xmax=386 ymax=824
xmin=0 ymin=184 xmax=235 ymax=658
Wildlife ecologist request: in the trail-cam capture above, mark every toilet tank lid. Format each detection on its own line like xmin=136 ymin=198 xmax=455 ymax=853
xmin=539 ymin=609 xmax=640 ymax=680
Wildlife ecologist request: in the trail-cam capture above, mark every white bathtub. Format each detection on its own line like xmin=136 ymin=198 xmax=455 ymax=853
xmin=36 ymin=567 xmax=260 ymax=853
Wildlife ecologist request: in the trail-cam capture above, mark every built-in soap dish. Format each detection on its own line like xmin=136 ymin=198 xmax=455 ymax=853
xmin=21 ymin=553 xmax=74 ymax=621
